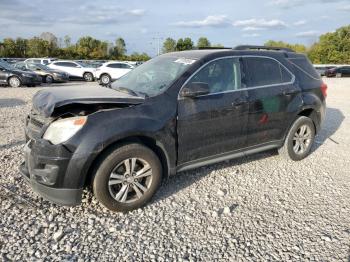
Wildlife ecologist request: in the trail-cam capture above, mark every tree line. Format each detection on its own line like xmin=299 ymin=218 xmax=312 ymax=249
xmin=0 ymin=32 xmax=150 ymax=61
xmin=0 ymin=25 xmax=349 ymax=63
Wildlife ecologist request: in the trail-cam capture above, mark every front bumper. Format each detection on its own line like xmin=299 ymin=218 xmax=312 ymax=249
xmin=19 ymin=140 xmax=82 ymax=206
xmin=53 ymin=74 xmax=69 ymax=82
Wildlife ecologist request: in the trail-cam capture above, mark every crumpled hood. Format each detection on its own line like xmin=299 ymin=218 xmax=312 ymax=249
xmin=32 ymin=85 xmax=145 ymax=117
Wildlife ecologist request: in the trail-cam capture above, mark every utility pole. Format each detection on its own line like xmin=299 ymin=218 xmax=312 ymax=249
xmin=152 ymin=36 xmax=163 ymax=56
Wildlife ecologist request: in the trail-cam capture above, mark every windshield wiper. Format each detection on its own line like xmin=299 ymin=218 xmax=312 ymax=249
xmin=113 ymin=86 xmax=139 ymax=97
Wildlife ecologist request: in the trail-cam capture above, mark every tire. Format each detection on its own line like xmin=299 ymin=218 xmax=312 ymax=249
xmin=83 ymin=72 xmax=94 ymax=82
xmin=92 ymin=143 xmax=162 ymax=212
xmin=100 ymin=74 xmax=111 ymax=85
xmin=278 ymin=116 xmax=315 ymax=161
xmin=8 ymin=76 xmax=21 ymax=88
xmin=45 ymin=75 xmax=53 ymax=84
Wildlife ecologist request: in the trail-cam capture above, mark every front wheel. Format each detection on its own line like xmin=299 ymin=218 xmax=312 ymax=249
xmin=279 ymin=116 xmax=315 ymax=161
xmin=92 ymin=143 xmax=162 ymax=212
xmin=83 ymin=72 xmax=94 ymax=82
xmin=8 ymin=76 xmax=21 ymax=88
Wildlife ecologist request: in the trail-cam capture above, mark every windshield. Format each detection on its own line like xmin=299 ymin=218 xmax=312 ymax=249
xmin=111 ymin=56 xmax=196 ymax=97
xmin=28 ymin=63 xmax=50 ymax=70
xmin=0 ymin=60 xmax=15 ymax=70
xmin=76 ymin=61 xmax=90 ymax=68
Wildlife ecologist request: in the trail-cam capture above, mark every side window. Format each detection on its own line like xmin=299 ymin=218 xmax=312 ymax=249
xmin=33 ymin=59 xmax=41 ymax=64
xmin=188 ymin=58 xmax=242 ymax=94
xmin=107 ymin=63 xmax=120 ymax=68
xmin=43 ymin=60 xmax=49 ymax=65
xmin=244 ymin=57 xmax=291 ymax=87
xmin=53 ymin=62 xmax=64 ymax=66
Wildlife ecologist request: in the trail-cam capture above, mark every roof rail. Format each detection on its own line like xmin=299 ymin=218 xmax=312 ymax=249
xmin=233 ymin=45 xmax=295 ymax=52
xmin=196 ymin=46 xmax=232 ymax=50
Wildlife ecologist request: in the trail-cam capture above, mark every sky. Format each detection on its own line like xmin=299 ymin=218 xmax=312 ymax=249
xmin=0 ymin=0 xmax=350 ymax=56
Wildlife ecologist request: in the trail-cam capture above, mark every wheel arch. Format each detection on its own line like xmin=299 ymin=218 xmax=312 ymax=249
xmin=297 ymin=107 xmax=320 ymax=134
xmin=84 ymin=135 xmax=171 ymax=187
xmin=7 ymin=74 xmax=22 ymax=84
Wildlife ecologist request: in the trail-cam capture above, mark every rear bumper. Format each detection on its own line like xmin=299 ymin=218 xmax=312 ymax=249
xmin=19 ymin=140 xmax=82 ymax=206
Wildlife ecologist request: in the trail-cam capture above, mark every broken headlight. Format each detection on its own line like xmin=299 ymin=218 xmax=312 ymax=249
xmin=43 ymin=116 xmax=87 ymax=145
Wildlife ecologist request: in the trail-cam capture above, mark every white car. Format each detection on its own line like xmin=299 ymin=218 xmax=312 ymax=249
xmin=24 ymin=58 xmax=57 ymax=65
xmin=94 ymin=61 xmax=134 ymax=85
xmin=48 ymin=61 xmax=95 ymax=81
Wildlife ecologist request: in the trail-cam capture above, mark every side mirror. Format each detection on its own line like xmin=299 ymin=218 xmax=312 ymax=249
xmin=181 ymin=82 xmax=210 ymax=98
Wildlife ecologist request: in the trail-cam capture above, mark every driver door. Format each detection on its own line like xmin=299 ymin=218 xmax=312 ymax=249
xmin=177 ymin=57 xmax=249 ymax=164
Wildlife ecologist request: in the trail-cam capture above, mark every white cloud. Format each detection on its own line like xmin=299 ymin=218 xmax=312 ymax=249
xmin=243 ymin=33 xmax=261 ymax=38
xmin=233 ymin=19 xmax=287 ymax=30
xmin=296 ymin=30 xmax=319 ymax=38
xmin=338 ymin=4 xmax=350 ymax=11
xmin=242 ymin=26 xmax=266 ymax=31
xmin=174 ymin=15 xmax=230 ymax=27
xmin=270 ymin=0 xmax=348 ymax=9
xmin=127 ymin=9 xmax=146 ymax=16
xmin=293 ymin=20 xmax=307 ymax=26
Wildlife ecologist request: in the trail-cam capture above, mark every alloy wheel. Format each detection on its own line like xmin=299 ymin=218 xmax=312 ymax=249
xmin=108 ymin=158 xmax=153 ymax=203
xmin=9 ymin=77 xmax=20 ymax=88
xmin=292 ymin=124 xmax=312 ymax=154
xmin=101 ymin=75 xmax=110 ymax=84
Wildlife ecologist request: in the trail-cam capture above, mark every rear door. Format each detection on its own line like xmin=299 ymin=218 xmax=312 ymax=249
xmin=341 ymin=66 xmax=350 ymax=77
xmin=242 ymin=56 xmax=300 ymax=147
xmin=177 ymin=57 xmax=249 ymax=164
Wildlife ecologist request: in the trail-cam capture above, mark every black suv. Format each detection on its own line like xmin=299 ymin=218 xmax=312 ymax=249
xmin=20 ymin=46 xmax=327 ymax=212
xmin=0 ymin=60 xmax=42 ymax=87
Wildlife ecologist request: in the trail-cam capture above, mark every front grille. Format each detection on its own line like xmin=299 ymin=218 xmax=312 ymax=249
xmin=26 ymin=111 xmax=50 ymax=140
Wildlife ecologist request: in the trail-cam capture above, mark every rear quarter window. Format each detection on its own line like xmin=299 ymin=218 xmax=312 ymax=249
xmin=288 ymin=57 xmax=321 ymax=80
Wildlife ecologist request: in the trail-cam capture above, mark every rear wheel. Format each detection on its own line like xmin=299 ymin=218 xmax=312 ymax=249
xmin=279 ymin=116 xmax=315 ymax=161
xmin=100 ymin=74 xmax=111 ymax=85
xmin=83 ymin=72 xmax=94 ymax=82
xmin=8 ymin=76 xmax=21 ymax=88
xmin=92 ymin=143 xmax=162 ymax=212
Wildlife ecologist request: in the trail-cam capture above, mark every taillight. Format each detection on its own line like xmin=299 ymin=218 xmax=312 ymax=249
xmin=321 ymin=82 xmax=328 ymax=98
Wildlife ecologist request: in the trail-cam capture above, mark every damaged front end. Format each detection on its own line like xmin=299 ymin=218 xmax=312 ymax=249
xmin=20 ymin=86 xmax=145 ymax=206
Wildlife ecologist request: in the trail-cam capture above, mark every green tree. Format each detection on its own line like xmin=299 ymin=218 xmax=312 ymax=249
xmin=265 ymin=40 xmax=307 ymax=53
xmin=197 ymin=37 xmax=211 ymax=48
xmin=76 ymin=36 xmax=108 ymax=59
xmin=129 ymin=52 xmax=151 ymax=61
xmin=114 ymin=37 xmax=127 ymax=58
xmin=308 ymin=25 xmax=350 ymax=64
xmin=162 ymin=38 xmax=176 ymax=53
xmin=176 ymin=37 xmax=194 ymax=51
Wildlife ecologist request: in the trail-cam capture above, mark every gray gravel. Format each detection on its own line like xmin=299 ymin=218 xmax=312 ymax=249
xmin=1 ymin=79 xmax=349 ymax=261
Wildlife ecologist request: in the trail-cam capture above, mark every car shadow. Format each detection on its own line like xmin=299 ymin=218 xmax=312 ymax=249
xmin=154 ymin=150 xmax=277 ymax=204
xmin=312 ymin=107 xmax=344 ymax=152
xmin=0 ymin=98 xmax=26 ymax=108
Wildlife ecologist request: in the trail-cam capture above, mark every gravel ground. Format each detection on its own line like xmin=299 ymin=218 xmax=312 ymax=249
xmin=0 ymin=79 xmax=349 ymax=261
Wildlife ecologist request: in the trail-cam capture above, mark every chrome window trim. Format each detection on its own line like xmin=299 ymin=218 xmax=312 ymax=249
xmin=178 ymin=55 xmax=296 ymax=99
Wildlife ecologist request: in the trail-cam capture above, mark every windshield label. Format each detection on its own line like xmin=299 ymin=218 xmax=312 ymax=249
xmin=174 ymin=58 xmax=196 ymax=65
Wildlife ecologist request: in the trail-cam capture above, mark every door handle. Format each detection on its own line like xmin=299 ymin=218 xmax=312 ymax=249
xmin=232 ymin=98 xmax=246 ymax=107
xmin=282 ymin=90 xmax=298 ymax=96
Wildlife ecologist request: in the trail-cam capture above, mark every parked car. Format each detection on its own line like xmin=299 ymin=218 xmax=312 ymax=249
xmin=0 ymin=60 xmax=42 ymax=87
xmin=13 ymin=62 xmax=69 ymax=83
xmin=325 ymin=66 xmax=350 ymax=77
xmin=94 ymin=61 xmax=134 ymax=85
xmin=48 ymin=61 xmax=95 ymax=81
xmin=314 ymin=65 xmax=335 ymax=76
xmin=20 ymin=46 xmax=327 ymax=212
xmin=24 ymin=58 xmax=57 ymax=65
